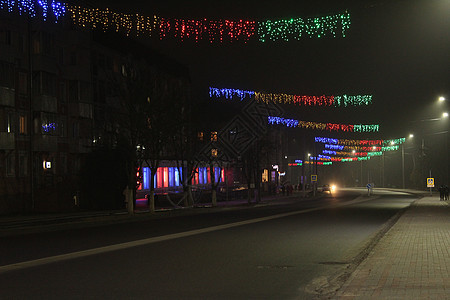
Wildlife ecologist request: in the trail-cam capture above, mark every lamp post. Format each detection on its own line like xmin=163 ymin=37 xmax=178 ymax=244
xmin=401 ymin=134 xmax=414 ymax=189
xmin=411 ymin=101 xmax=448 ymax=190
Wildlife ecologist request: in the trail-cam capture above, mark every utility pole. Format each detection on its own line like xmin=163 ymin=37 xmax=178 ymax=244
xmin=402 ymin=144 xmax=405 ymax=189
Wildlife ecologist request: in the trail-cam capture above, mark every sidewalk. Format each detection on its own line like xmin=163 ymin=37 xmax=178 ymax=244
xmin=0 ymin=192 xmax=302 ymax=234
xmin=334 ymin=196 xmax=450 ymax=299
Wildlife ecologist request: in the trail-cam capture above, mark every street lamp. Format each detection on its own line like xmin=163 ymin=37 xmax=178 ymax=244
xmin=438 ymin=96 xmax=446 ymax=102
xmin=402 ymin=134 xmax=414 ymax=189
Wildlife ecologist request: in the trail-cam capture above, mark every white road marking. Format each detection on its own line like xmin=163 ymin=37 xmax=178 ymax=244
xmin=0 ymin=196 xmax=371 ymax=274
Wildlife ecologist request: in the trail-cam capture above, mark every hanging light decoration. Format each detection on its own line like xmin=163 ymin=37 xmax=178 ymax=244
xmin=210 ymin=88 xmax=373 ymax=107
xmin=269 ymin=116 xmax=379 ymax=133
xmin=258 ymin=11 xmax=351 ymax=42
xmin=209 ymin=87 xmax=255 ymax=101
xmin=2 ymin=2 xmax=351 ymax=42
xmin=0 ymin=0 xmax=66 ymax=21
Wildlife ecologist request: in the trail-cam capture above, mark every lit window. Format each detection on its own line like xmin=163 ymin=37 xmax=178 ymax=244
xmin=211 ymin=148 xmax=218 ymax=157
xmin=211 ymin=131 xmax=218 ymax=142
xmin=197 ymin=132 xmax=204 ymax=141
xmin=19 ymin=116 xmax=27 ymax=134
xmin=262 ymin=169 xmax=269 ymax=182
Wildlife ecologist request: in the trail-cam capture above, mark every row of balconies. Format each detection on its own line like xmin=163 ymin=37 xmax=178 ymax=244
xmin=1 ymin=88 xmax=93 ymax=119
xmin=0 ymin=87 xmax=15 ymax=107
xmin=0 ymin=133 xmax=91 ymax=153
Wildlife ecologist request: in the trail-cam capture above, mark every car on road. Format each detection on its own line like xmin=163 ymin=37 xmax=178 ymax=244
xmin=322 ymin=184 xmax=336 ymax=193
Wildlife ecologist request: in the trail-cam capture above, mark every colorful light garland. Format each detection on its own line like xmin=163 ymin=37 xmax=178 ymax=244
xmin=323 ymin=150 xmax=382 ymax=157
xmin=210 ymin=88 xmax=373 ymax=107
xmin=304 ymin=161 xmax=333 ymax=165
xmin=2 ymin=2 xmax=351 ymax=42
xmin=255 ymin=92 xmax=335 ymax=106
xmin=258 ymin=12 xmax=351 ymax=42
xmin=0 ymin=0 xmax=66 ymax=21
xmin=315 ymin=137 xmax=406 ymax=146
xmin=209 ymin=87 xmax=255 ymax=101
xmin=255 ymin=92 xmax=372 ymax=107
xmin=324 ymin=144 xmax=400 ymax=152
xmin=268 ymin=116 xmax=379 ymax=133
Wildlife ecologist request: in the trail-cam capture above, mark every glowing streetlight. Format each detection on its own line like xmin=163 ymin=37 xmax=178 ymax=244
xmin=438 ymin=96 xmax=446 ymax=102
xmin=443 ymin=112 xmax=449 ymax=118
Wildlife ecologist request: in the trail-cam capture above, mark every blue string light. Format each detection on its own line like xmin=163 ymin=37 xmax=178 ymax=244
xmin=267 ymin=116 xmax=299 ymax=127
xmin=323 ymin=150 xmax=337 ymax=155
xmin=42 ymin=122 xmax=57 ymax=132
xmin=0 ymin=0 xmax=65 ymax=21
xmin=325 ymin=144 xmax=344 ymax=150
xmin=315 ymin=137 xmax=339 ymax=144
xmin=209 ymin=87 xmax=255 ymax=101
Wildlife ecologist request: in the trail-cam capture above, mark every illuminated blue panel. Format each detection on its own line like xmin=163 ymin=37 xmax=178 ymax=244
xmin=199 ymin=167 xmax=208 ymax=184
xmin=143 ymin=167 xmax=149 ymax=190
xmin=169 ymin=167 xmax=175 ymax=187
xmin=214 ymin=167 xmax=221 ymax=183
xmin=174 ymin=167 xmax=180 ymax=187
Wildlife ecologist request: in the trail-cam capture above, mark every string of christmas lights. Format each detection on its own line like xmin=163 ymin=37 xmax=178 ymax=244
xmin=323 ymin=150 xmax=382 ymax=157
xmin=1 ymin=2 xmax=351 ymax=42
xmin=0 ymin=0 xmax=66 ymax=21
xmin=159 ymin=18 xmax=256 ymax=43
xmin=255 ymin=92 xmax=372 ymax=107
xmin=209 ymin=87 xmax=255 ymax=101
xmin=255 ymin=92 xmax=335 ymax=106
xmin=315 ymin=137 xmax=406 ymax=146
xmin=268 ymin=116 xmax=379 ymax=133
xmin=210 ymin=88 xmax=373 ymax=107
xmin=258 ymin=12 xmax=351 ymax=42
xmin=324 ymin=144 xmax=400 ymax=152
xmin=303 ymin=161 xmax=333 ymax=165
xmin=67 ymin=6 xmax=157 ymax=36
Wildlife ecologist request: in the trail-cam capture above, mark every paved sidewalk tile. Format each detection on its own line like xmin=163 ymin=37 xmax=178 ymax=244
xmin=334 ymin=197 xmax=450 ymax=300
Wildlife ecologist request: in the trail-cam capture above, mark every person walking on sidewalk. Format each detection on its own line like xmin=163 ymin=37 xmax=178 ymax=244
xmin=439 ymin=185 xmax=445 ymax=201
xmin=445 ymin=185 xmax=449 ymax=201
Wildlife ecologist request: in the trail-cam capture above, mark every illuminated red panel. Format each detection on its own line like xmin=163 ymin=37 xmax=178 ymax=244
xmin=163 ymin=167 xmax=169 ymax=188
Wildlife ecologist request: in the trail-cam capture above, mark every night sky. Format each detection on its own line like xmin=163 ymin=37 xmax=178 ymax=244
xmin=94 ymin=0 xmax=449 ymax=139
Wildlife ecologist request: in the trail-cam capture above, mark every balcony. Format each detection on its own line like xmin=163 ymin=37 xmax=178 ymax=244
xmin=0 ymin=132 xmax=15 ymax=150
xmin=33 ymin=95 xmax=57 ymax=113
xmin=69 ymin=102 xmax=93 ymax=119
xmin=33 ymin=135 xmax=58 ymax=152
xmin=70 ymin=138 xmax=92 ymax=154
xmin=0 ymin=86 xmax=15 ymax=107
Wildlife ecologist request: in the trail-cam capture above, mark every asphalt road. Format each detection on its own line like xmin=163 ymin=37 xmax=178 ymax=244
xmin=0 ymin=188 xmax=417 ymax=299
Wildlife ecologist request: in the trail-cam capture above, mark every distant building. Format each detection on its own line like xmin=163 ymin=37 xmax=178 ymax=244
xmin=0 ymin=9 xmax=191 ymax=214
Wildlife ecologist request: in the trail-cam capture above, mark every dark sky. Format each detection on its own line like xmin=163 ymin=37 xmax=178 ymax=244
xmin=93 ymin=0 xmax=449 ymax=138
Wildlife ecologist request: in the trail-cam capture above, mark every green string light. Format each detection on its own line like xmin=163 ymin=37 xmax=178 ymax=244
xmin=258 ymin=11 xmax=351 ymax=42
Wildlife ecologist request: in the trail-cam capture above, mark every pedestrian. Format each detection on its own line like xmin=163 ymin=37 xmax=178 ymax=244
xmin=438 ymin=185 xmax=445 ymax=201
xmin=445 ymin=185 xmax=449 ymax=201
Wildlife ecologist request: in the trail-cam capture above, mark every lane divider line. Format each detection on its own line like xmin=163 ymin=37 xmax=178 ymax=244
xmin=0 ymin=196 xmax=371 ymax=274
